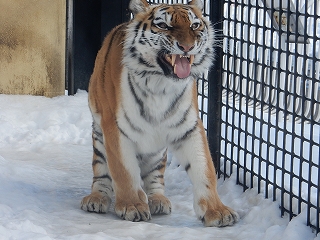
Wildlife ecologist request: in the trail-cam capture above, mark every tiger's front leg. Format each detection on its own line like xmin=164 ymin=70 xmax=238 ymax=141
xmin=81 ymin=115 xmax=151 ymax=221
xmin=171 ymin=119 xmax=239 ymax=227
xmin=107 ymin=131 xmax=151 ymax=222
xmin=140 ymin=150 xmax=172 ymax=215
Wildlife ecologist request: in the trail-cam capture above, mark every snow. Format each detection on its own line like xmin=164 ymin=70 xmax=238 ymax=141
xmin=0 ymin=91 xmax=318 ymax=240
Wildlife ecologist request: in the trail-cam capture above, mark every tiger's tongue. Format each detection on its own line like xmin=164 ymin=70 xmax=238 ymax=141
xmin=174 ymin=56 xmax=191 ymax=79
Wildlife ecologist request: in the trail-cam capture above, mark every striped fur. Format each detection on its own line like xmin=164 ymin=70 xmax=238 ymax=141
xmin=81 ymin=0 xmax=239 ymax=227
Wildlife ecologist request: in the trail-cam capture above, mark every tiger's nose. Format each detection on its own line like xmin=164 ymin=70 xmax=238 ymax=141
xmin=177 ymin=42 xmax=195 ymax=52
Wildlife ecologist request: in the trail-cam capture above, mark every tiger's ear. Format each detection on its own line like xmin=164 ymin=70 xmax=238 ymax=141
xmin=188 ymin=0 xmax=204 ymax=11
xmin=129 ymin=0 xmax=149 ymax=15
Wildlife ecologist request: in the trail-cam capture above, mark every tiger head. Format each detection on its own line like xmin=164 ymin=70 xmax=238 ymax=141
xmin=123 ymin=0 xmax=215 ymax=80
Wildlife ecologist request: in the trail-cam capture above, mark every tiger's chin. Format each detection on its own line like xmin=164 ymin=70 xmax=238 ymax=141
xmin=157 ymin=53 xmax=196 ymax=79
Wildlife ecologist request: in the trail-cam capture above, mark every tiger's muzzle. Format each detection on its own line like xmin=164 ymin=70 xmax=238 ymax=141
xmin=158 ymin=54 xmax=195 ymax=79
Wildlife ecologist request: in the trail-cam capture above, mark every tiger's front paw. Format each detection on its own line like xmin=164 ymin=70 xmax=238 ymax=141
xmin=81 ymin=192 xmax=111 ymax=213
xmin=148 ymin=194 xmax=172 ymax=215
xmin=197 ymin=199 xmax=239 ymax=227
xmin=115 ymin=201 xmax=151 ymax=222
xmin=201 ymin=206 xmax=239 ymax=227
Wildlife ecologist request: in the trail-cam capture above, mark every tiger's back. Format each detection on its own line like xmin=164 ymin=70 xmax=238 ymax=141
xmin=81 ymin=0 xmax=239 ymax=227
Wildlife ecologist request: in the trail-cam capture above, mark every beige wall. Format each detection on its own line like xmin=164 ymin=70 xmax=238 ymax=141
xmin=0 ymin=0 xmax=66 ymax=97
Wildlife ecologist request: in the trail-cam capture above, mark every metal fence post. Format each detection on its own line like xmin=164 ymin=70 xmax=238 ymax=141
xmin=207 ymin=0 xmax=224 ymax=174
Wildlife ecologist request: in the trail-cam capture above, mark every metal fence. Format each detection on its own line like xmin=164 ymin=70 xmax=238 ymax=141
xmin=220 ymin=0 xmax=320 ymax=233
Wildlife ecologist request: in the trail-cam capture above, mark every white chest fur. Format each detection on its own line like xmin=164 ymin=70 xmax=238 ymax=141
xmin=117 ymin=67 xmax=199 ymax=153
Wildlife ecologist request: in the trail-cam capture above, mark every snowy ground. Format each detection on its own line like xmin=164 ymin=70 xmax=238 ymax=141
xmin=0 ymin=91 xmax=318 ymax=240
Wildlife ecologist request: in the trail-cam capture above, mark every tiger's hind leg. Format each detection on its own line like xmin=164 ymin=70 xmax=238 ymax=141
xmin=81 ymin=121 xmax=113 ymax=213
xmin=141 ymin=150 xmax=172 ymax=215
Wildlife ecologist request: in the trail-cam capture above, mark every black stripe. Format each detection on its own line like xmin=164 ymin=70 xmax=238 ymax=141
xmin=93 ymin=129 xmax=103 ymax=138
xmin=136 ymin=70 xmax=163 ymax=77
xmin=116 ymin=123 xmax=130 ymax=139
xmin=128 ymin=75 xmax=154 ymax=123
xmin=92 ymin=124 xmax=103 ymax=144
xmin=98 ymin=189 xmax=110 ymax=195
xmin=140 ymin=23 xmax=153 ymax=47
xmin=152 ymin=163 xmax=165 ymax=172
xmin=141 ymin=163 xmax=166 ymax=180
xmin=92 ymin=159 xmax=104 ymax=166
xmin=160 ymin=7 xmax=170 ymax=11
xmin=172 ymin=121 xmax=198 ymax=145
xmin=137 ymin=149 xmax=166 ymax=162
xmin=164 ymin=86 xmax=187 ymax=117
xmin=132 ymin=21 xmax=143 ymax=45
xmin=95 ymin=186 xmax=113 ymax=195
xmin=139 ymin=23 xmax=148 ymax=46
xmin=130 ymin=46 xmax=138 ymax=58
xmin=92 ymin=122 xmax=103 ymax=136
xmin=170 ymin=104 xmax=192 ymax=128
xmin=142 ymin=23 xmax=148 ymax=31
xmin=93 ymin=146 xmax=105 ymax=161
xmin=154 ymin=174 xmax=164 ymax=179
xmin=138 ymin=57 xmax=155 ymax=68
xmin=93 ymin=136 xmax=103 ymax=144
xmin=185 ymin=163 xmax=191 ymax=172
xmin=124 ymin=110 xmax=143 ymax=133
xmin=139 ymin=39 xmax=146 ymax=45
xmin=96 ymin=182 xmax=113 ymax=190
xmin=128 ymin=74 xmax=144 ymax=112
xmin=131 ymin=77 xmax=148 ymax=97
xmin=145 ymin=77 xmax=150 ymax=88
xmin=93 ymin=174 xmax=112 ymax=181
xmin=194 ymin=52 xmax=209 ymax=67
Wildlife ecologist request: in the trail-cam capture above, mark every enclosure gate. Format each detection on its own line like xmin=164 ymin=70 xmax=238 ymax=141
xmin=219 ymin=0 xmax=320 ymax=233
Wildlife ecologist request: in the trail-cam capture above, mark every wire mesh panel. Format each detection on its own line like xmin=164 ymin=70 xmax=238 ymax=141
xmin=221 ymin=0 xmax=320 ymax=233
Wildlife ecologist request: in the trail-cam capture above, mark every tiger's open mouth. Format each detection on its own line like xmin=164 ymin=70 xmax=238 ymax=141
xmin=163 ymin=54 xmax=195 ymax=79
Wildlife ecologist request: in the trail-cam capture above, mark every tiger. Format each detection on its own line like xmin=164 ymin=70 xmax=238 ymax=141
xmin=80 ymin=0 xmax=239 ymax=227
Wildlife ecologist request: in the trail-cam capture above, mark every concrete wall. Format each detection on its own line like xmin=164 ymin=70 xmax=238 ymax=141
xmin=0 ymin=0 xmax=66 ymax=97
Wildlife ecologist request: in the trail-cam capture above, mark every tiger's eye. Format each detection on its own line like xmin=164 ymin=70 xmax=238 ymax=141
xmin=156 ymin=22 xmax=169 ymax=30
xmin=191 ymin=22 xmax=200 ymax=30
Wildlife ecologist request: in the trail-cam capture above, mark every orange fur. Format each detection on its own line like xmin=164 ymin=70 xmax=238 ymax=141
xmin=88 ymin=24 xmax=139 ymax=201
